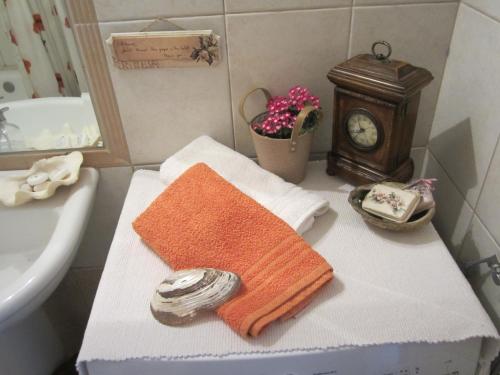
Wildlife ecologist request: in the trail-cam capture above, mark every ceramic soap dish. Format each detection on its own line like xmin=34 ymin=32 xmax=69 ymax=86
xmin=0 ymin=151 xmax=83 ymax=207
xmin=348 ymin=182 xmax=435 ymax=232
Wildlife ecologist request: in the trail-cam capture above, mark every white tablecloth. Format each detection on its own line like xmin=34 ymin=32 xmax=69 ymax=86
xmin=77 ymin=161 xmax=499 ymax=374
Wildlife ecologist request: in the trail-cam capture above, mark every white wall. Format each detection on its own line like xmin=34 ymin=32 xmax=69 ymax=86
xmin=45 ymin=0 xmax=460 ymax=357
xmin=422 ymin=0 xmax=500 ymax=328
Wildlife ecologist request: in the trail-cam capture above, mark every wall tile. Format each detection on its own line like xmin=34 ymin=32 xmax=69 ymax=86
xmin=477 ymin=140 xmax=500 ymax=245
xmin=429 ymin=4 xmax=500 ymax=207
xmin=44 ymin=267 xmax=103 ymax=357
xmin=93 ymin=0 xmax=223 ymax=22
xmin=459 ymin=215 xmax=500 ymax=328
xmin=463 ymin=0 xmax=500 ymax=22
xmin=350 ymin=2 xmax=458 ymax=148
xmin=422 ymin=150 xmax=473 ymax=255
xmin=227 ymin=8 xmax=351 ymax=156
xmin=225 ymin=0 xmax=351 ymax=14
xmin=99 ymin=16 xmax=234 ymax=164
xmin=354 ymin=0 xmax=456 ymax=5
xmin=72 ymin=166 xmax=133 ymax=268
xmin=410 ymin=147 xmax=426 ymax=178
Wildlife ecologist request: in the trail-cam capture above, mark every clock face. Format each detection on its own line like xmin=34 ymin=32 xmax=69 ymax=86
xmin=346 ymin=111 xmax=379 ymax=150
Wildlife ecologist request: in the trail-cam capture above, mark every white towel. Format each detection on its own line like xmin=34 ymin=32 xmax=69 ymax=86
xmin=159 ymin=135 xmax=329 ymax=234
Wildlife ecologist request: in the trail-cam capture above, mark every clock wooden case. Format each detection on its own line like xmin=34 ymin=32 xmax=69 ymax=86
xmin=326 ymin=42 xmax=433 ymax=185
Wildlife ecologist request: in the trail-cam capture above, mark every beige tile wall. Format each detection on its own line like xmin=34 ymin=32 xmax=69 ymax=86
xmin=227 ymin=7 xmax=351 ymax=154
xmin=423 ymin=2 xmax=500 ymax=328
xmin=96 ymin=0 xmax=458 ymax=162
xmin=99 ymin=16 xmax=234 ymax=164
xmin=49 ymin=0 xmax=460 ymax=358
xmin=349 ymin=2 xmax=458 ymax=147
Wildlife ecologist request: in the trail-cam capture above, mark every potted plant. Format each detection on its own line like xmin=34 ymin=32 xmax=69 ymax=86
xmin=239 ymin=86 xmax=322 ymax=183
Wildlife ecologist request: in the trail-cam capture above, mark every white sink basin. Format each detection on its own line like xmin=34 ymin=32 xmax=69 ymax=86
xmin=0 ymin=168 xmax=98 ymax=331
xmin=0 ymin=167 xmax=98 ymax=374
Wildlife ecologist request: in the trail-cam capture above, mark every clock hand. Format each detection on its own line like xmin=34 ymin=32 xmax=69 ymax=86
xmin=356 ymin=119 xmax=367 ymax=131
xmin=351 ymin=127 xmax=365 ymax=134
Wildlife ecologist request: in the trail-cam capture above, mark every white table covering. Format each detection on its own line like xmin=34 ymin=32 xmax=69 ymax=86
xmin=77 ymin=161 xmax=499 ymax=374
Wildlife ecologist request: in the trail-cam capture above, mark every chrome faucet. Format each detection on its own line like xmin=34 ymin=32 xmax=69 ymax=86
xmin=0 ymin=107 xmax=20 ymax=151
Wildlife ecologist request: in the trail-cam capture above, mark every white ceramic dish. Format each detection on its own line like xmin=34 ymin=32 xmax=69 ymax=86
xmin=0 ymin=151 xmax=83 ymax=207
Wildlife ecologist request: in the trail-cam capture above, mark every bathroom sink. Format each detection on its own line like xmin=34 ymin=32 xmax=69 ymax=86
xmin=1 ymin=94 xmax=102 ymax=152
xmin=0 ymin=168 xmax=98 ymax=331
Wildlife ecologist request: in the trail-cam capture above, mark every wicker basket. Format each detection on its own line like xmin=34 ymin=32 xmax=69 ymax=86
xmin=348 ymin=182 xmax=435 ymax=232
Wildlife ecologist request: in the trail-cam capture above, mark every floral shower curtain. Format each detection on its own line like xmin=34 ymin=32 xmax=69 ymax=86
xmin=0 ymin=0 xmax=81 ymax=98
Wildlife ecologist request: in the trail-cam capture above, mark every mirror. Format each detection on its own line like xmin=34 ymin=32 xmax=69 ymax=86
xmin=0 ymin=0 xmax=102 ymax=154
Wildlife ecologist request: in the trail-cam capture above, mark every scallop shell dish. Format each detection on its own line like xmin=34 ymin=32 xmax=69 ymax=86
xmin=0 ymin=151 xmax=83 ymax=207
xmin=151 ymin=268 xmax=241 ymax=326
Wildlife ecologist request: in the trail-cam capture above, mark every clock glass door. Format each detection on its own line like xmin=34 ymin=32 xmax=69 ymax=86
xmin=346 ymin=111 xmax=380 ymax=150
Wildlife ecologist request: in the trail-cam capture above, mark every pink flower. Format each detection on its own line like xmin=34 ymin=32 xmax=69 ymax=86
xmin=251 ymin=85 xmax=321 ymax=137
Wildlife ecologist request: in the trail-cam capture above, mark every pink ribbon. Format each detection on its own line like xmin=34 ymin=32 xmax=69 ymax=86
xmin=406 ymin=178 xmax=437 ymax=192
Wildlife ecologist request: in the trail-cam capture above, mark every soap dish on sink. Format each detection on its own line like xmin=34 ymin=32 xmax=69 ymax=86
xmin=0 ymin=151 xmax=83 ymax=207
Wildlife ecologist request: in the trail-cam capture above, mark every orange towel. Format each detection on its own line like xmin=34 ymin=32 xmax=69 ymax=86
xmin=133 ymin=163 xmax=333 ymax=337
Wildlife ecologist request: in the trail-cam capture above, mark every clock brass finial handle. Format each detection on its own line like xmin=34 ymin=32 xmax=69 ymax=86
xmin=371 ymin=41 xmax=392 ymax=61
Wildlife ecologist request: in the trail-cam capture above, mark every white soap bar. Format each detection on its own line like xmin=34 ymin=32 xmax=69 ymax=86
xmin=33 ymin=181 xmax=51 ymax=192
xmin=27 ymin=172 xmax=49 ymax=186
xmin=49 ymin=168 xmax=70 ymax=181
xmin=362 ymin=184 xmax=420 ymax=223
xmin=20 ymin=183 xmax=33 ymax=192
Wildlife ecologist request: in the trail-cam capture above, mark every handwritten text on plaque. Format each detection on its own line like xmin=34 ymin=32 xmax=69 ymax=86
xmin=106 ymin=30 xmax=220 ymax=69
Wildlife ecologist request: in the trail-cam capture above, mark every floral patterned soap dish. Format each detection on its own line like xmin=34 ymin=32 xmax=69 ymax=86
xmin=348 ymin=182 xmax=435 ymax=232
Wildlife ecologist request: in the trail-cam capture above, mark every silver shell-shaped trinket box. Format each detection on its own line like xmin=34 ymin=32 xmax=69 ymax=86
xmin=150 ymin=268 xmax=241 ymax=326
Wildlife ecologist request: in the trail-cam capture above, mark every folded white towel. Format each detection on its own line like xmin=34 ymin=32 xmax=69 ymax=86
xmin=159 ymin=136 xmax=329 ymax=234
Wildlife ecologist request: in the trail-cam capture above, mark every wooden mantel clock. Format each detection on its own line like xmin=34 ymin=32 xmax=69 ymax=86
xmin=326 ymin=41 xmax=433 ymax=185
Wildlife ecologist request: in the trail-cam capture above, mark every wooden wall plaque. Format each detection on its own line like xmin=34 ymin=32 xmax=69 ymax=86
xmin=106 ymin=30 xmax=220 ymax=69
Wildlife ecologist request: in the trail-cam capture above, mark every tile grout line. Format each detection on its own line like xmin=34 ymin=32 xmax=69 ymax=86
xmin=225 ymin=5 xmax=352 ymax=17
xmin=473 ymin=211 xmax=500 ymax=251
xmin=427 ymin=147 xmax=475 ymax=256
xmin=98 ymin=12 xmax=221 ymax=23
xmin=223 ymin=9 xmax=236 ymax=151
xmin=457 ymin=207 xmax=500 ymax=261
xmin=462 ymin=2 xmax=500 ymax=24
xmin=97 ymin=1 xmax=460 ymax=24
xmin=100 ymin=5 xmax=353 ymax=24
xmin=224 ymin=1 xmax=457 ymax=16
xmin=427 ymin=147 xmax=471 ymax=208
xmin=129 ymin=147 xmax=425 ymax=169
xmin=472 ymin=133 xmax=500 ymax=212
xmin=222 ymin=1 xmax=237 ymax=151
xmin=352 ymin=0 xmax=457 ymax=8
xmin=422 ymin=0 xmax=460 ymax=146
xmin=347 ymin=0 xmax=355 ymax=58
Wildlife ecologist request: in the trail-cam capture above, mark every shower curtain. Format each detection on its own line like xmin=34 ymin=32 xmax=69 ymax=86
xmin=0 ymin=0 xmax=81 ymax=98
